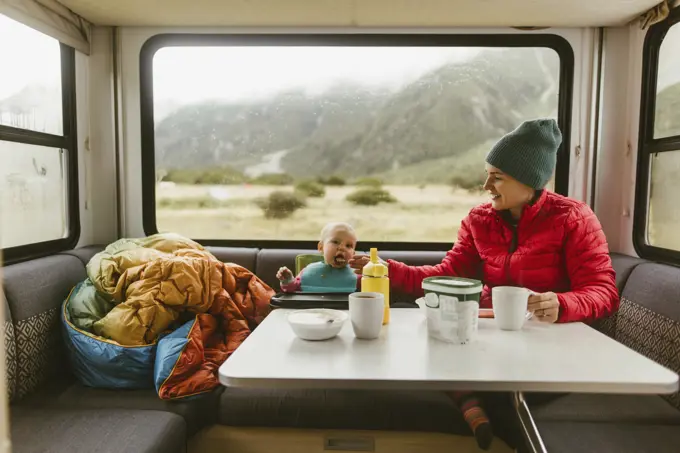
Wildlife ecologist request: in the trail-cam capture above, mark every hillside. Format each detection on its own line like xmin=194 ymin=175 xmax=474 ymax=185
xmin=154 ymin=47 xmax=559 ymax=181
xmin=376 ymin=139 xmax=497 ymax=186
xmin=0 ymin=85 xmax=62 ymax=133
xmin=655 ymin=81 xmax=680 ymax=138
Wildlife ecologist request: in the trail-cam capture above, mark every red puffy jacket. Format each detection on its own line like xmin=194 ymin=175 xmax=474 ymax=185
xmin=388 ymin=190 xmax=619 ymax=323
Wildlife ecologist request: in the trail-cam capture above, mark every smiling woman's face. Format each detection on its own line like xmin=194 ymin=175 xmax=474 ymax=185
xmin=483 ymin=163 xmax=536 ymax=218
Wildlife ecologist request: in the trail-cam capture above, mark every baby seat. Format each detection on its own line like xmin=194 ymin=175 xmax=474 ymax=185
xmin=295 ymin=253 xmax=324 ymax=275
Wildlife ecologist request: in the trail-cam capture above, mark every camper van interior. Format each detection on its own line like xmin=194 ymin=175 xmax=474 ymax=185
xmin=1 ymin=1 xmax=680 ymax=452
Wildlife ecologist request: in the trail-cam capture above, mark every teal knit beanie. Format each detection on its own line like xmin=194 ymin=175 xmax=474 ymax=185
xmin=485 ymin=119 xmax=562 ymax=190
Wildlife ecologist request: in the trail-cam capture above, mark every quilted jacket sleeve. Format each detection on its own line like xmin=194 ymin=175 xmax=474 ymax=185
xmin=388 ymin=214 xmax=483 ymax=296
xmin=280 ymin=270 xmax=303 ymax=293
xmin=557 ymin=204 xmax=620 ymax=323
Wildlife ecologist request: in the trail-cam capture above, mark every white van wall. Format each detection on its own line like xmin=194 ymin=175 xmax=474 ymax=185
xmin=596 ymin=25 xmax=646 ymax=256
xmin=76 ymin=26 xmax=119 ymax=247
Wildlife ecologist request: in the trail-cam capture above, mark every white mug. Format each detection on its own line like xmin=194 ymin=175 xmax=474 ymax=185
xmin=492 ymin=286 xmax=534 ymax=331
xmin=349 ymin=292 xmax=384 ymax=339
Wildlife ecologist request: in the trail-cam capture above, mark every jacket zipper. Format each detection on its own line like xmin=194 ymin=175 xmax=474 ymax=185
xmin=505 ymin=224 xmax=518 ymax=286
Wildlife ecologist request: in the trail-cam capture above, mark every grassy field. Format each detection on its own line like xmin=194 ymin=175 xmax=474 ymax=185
xmin=156 ymin=184 xmax=488 ymax=243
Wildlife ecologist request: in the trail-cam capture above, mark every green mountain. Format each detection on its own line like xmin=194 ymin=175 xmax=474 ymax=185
xmin=649 ymin=80 xmax=680 ymax=250
xmin=154 ymin=48 xmax=560 ymax=180
xmin=376 ymin=139 xmax=497 ymax=185
xmin=655 ymin=81 xmax=680 ymax=138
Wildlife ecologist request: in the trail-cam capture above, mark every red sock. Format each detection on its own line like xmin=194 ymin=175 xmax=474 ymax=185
xmin=450 ymin=391 xmax=493 ymax=450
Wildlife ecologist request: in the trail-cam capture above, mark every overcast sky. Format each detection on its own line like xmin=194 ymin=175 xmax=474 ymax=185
xmin=0 ymin=15 xmax=61 ymax=100
xmin=151 ymin=45 xmax=480 ymax=104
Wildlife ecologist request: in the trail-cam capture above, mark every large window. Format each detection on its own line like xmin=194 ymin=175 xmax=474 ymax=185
xmin=141 ymin=34 xmax=573 ymax=249
xmin=0 ymin=14 xmax=78 ymax=262
xmin=635 ymin=9 xmax=680 ymax=262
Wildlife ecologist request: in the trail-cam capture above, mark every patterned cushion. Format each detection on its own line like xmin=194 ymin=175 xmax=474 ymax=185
xmin=4 ymin=319 xmax=17 ymax=402
xmin=590 ymin=253 xmax=646 ymax=339
xmin=619 ymin=263 xmax=680 ymax=321
xmin=615 ymin=298 xmax=680 ymax=409
xmin=591 ymin=313 xmax=618 ymax=339
xmin=1 ymin=292 xmax=17 ymax=402
xmin=3 ymin=255 xmax=86 ymax=400
xmin=14 ymin=307 xmax=64 ymax=400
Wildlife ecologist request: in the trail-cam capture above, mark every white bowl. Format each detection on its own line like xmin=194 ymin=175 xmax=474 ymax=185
xmin=287 ymin=309 xmax=348 ymax=341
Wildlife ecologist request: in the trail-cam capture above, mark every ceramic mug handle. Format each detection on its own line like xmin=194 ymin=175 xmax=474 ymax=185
xmin=526 ymin=289 xmax=538 ymax=320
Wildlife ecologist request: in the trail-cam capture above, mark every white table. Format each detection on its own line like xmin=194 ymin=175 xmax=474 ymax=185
xmin=219 ymin=309 xmax=679 ymax=452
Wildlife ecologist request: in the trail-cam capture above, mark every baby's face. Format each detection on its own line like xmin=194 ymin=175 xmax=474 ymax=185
xmin=319 ymin=229 xmax=357 ymax=268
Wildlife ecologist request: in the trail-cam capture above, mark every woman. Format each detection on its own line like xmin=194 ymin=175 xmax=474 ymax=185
xmin=349 ymin=118 xmax=619 ymax=449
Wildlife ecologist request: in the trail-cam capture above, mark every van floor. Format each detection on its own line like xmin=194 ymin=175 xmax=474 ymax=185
xmin=189 ymin=426 xmax=514 ymax=453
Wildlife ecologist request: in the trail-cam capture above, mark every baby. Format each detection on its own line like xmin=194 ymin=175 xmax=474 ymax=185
xmin=277 ymin=222 xmax=361 ymax=293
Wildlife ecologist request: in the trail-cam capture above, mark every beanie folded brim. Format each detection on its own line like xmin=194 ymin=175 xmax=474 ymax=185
xmin=485 ymin=119 xmax=562 ymax=190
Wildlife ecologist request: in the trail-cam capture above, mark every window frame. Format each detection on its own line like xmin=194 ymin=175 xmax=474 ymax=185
xmin=634 ymin=7 xmax=680 ymax=264
xmin=140 ymin=33 xmax=574 ymax=251
xmin=0 ymin=43 xmax=80 ymax=264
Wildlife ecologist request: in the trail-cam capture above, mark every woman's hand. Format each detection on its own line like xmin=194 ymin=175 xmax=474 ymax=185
xmin=348 ymin=255 xmax=388 ymax=273
xmin=528 ymin=292 xmax=560 ymax=323
xmin=276 ymin=266 xmax=293 ymax=282
xmin=348 ymin=255 xmax=370 ymax=271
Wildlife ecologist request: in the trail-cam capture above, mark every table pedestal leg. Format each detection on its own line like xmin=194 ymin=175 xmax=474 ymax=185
xmin=512 ymin=392 xmax=547 ymax=453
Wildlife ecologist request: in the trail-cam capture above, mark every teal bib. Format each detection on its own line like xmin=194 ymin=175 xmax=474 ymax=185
xmin=300 ymin=262 xmax=357 ymax=293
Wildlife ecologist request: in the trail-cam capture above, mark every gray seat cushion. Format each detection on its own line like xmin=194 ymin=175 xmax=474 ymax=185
xmin=531 ymin=393 xmax=680 ymax=424
xmin=538 ymin=421 xmax=680 ymax=453
xmin=619 ymin=262 xmax=680 ymax=323
xmin=11 ymin=407 xmax=186 ymax=453
xmin=60 ymin=245 xmax=105 ymax=265
xmin=20 ymin=382 xmax=222 ymax=436
xmin=378 ymin=250 xmax=447 ymax=267
xmin=609 ymin=253 xmax=646 ymax=293
xmin=219 ymin=388 xmax=470 ymax=435
xmin=62 ymin=245 xmax=260 ymax=273
xmin=206 ymin=246 xmax=259 ymax=272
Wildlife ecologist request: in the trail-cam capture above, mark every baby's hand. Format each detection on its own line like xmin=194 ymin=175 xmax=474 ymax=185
xmin=276 ymin=266 xmax=294 ymax=282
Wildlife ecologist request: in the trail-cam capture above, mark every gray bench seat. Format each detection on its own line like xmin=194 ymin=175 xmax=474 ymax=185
xmin=539 ymin=421 xmax=680 ymax=453
xmin=10 ymin=407 xmax=186 ymax=453
xmin=218 ymin=388 xmax=471 ymax=435
xmin=529 ymin=257 xmax=680 ymax=452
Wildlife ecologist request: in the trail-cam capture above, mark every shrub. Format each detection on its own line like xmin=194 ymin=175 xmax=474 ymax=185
xmin=346 ymin=188 xmax=397 ymax=206
xmin=256 ymin=191 xmax=306 ymax=219
xmin=295 ymin=180 xmax=326 ymax=198
xmin=195 ymin=167 xmax=247 ymax=185
xmin=251 ymin=173 xmax=294 ymax=186
xmin=354 ymin=177 xmax=383 ymax=187
xmin=317 ymin=175 xmax=346 ymax=186
xmin=158 ymin=197 xmax=219 ymax=209
xmin=450 ymin=171 xmax=486 ymax=193
xmin=164 ymin=169 xmax=201 ymax=184
xmin=163 ymin=166 xmax=247 ymax=185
